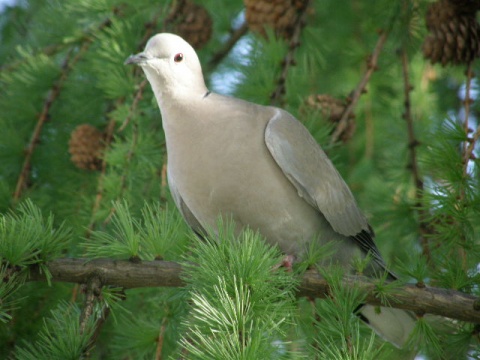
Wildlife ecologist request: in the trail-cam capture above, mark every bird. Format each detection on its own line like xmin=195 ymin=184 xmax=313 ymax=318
xmin=125 ymin=33 xmax=416 ymax=348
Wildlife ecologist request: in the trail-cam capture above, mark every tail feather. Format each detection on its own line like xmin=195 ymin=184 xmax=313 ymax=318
xmin=360 ymin=305 xmax=416 ymax=348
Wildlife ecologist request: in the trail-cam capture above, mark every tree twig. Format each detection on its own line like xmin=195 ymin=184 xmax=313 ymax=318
xmin=26 ymin=258 xmax=480 ymax=323
xmin=79 ymin=275 xmax=102 ymax=335
xmin=458 ymin=62 xmax=475 ymax=269
xmin=155 ymin=317 xmax=168 ymax=360
xmin=87 ymin=8 xmax=162 ymax=233
xmin=400 ymin=49 xmax=432 ymax=263
xmin=87 ymin=116 xmax=117 ymax=235
xmin=118 ymin=79 xmax=148 ymax=132
xmin=13 ymin=50 xmax=71 ymax=201
xmin=270 ymin=0 xmax=310 ymax=106
xmin=330 ymin=30 xmax=388 ymax=144
xmin=12 ymin=31 xmax=102 ymax=201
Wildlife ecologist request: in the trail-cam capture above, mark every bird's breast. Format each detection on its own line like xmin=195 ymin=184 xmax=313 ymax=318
xmin=165 ymin=114 xmax=325 ymax=256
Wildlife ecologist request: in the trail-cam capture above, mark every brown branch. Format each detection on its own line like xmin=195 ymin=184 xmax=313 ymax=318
xmin=155 ymin=317 xmax=168 ymax=360
xmin=102 ymin=121 xmax=139 ymax=226
xmin=79 ymin=275 xmax=102 ymax=335
xmin=118 ymin=79 xmax=148 ymax=132
xmin=270 ymin=0 xmax=310 ymax=106
xmin=13 ymin=38 xmax=94 ymax=201
xmin=207 ymin=21 xmax=249 ymax=70
xmin=400 ymin=49 xmax=432 ymax=262
xmin=330 ymin=30 xmax=388 ymax=144
xmin=13 ymin=51 xmax=71 ymax=201
xmin=0 ymin=17 xmax=113 ymax=74
xmin=458 ymin=63 xmax=475 ymax=268
xmin=87 ymin=116 xmax=117 ymax=235
xmin=86 ymin=8 xmax=162 ymax=233
xmin=27 ymin=258 xmax=480 ymax=323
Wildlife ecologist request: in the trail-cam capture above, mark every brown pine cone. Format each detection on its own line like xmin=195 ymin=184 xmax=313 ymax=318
xmin=68 ymin=124 xmax=105 ymax=171
xmin=164 ymin=0 xmax=212 ymax=49
xmin=304 ymin=94 xmax=356 ymax=142
xmin=423 ymin=0 xmax=480 ymax=66
xmin=244 ymin=0 xmax=308 ymax=39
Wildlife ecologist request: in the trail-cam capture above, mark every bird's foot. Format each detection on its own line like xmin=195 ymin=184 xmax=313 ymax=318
xmin=272 ymin=254 xmax=295 ymax=272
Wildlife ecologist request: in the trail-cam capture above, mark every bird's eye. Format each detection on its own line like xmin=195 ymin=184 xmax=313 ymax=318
xmin=174 ymin=53 xmax=184 ymax=62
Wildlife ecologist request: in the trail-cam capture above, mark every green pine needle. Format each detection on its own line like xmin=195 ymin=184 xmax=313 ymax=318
xmin=0 ymin=200 xmax=71 ymax=275
xmin=15 ymin=302 xmax=95 ymax=360
xmin=84 ymin=200 xmax=189 ymax=261
xmin=181 ymin=218 xmax=299 ymax=358
xmin=85 ymin=200 xmax=142 ymax=260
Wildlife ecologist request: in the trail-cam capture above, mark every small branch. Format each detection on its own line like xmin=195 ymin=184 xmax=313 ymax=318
xmin=26 ymin=258 xmax=480 ymax=323
xmin=462 ymin=63 xmax=476 ymax=173
xmin=0 ymin=17 xmax=113 ymax=74
xmin=330 ymin=30 xmax=388 ymax=144
xmin=207 ymin=21 xmax=249 ymax=70
xmin=400 ymin=49 xmax=432 ymax=262
xmin=270 ymin=0 xmax=310 ymax=106
xmin=85 ymin=305 xmax=111 ymax=358
xmin=13 ymin=38 xmax=94 ymax=201
xmin=79 ymin=275 xmax=102 ymax=335
xmin=87 ymin=116 xmax=117 ymax=235
xmin=458 ymin=63 xmax=475 ymax=268
xmin=118 ymin=79 xmax=148 ymax=132
xmin=102 ymin=121 xmax=139 ymax=225
xmin=13 ymin=51 xmax=71 ymax=201
xmin=155 ymin=317 xmax=168 ymax=360
xmin=87 ymin=8 xmax=162 ymax=232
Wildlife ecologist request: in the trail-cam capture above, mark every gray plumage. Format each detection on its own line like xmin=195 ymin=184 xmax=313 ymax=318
xmin=125 ymin=33 xmax=415 ymax=347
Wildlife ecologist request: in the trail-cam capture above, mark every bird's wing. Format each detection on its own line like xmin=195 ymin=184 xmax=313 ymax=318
xmin=168 ymin=171 xmax=206 ymax=237
xmin=264 ymin=109 xmax=384 ymax=265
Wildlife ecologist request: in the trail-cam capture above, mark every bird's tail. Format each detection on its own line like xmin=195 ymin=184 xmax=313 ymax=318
xmin=360 ymin=304 xmax=416 ymax=348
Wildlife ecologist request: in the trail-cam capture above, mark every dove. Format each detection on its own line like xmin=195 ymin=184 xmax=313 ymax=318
xmin=125 ymin=33 xmax=415 ymax=347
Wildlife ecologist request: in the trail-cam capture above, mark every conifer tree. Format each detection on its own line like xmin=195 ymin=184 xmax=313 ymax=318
xmin=0 ymin=0 xmax=479 ymax=359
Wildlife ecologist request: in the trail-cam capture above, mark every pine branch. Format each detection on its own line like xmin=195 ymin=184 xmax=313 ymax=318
xmin=400 ymin=49 xmax=432 ymax=262
xmin=458 ymin=63 xmax=475 ymax=268
xmin=155 ymin=317 xmax=168 ymax=360
xmin=462 ymin=63 xmax=475 ymax=171
xmin=87 ymin=8 xmax=162 ymax=232
xmin=269 ymin=0 xmax=310 ymax=106
xmin=102 ymin=121 xmax=139 ymax=226
xmin=0 ymin=17 xmax=113 ymax=74
xmin=330 ymin=30 xmax=388 ymax=144
xmin=79 ymin=275 xmax=102 ymax=335
xmin=26 ymin=258 xmax=480 ymax=323
xmin=118 ymin=79 xmax=148 ymax=132
xmin=87 ymin=116 xmax=118 ymax=235
xmin=13 ymin=48 xmax=76 ymax=201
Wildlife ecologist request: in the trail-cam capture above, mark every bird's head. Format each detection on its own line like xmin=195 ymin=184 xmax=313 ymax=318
xmin=125 ymin=33 xmax=207 ymax=101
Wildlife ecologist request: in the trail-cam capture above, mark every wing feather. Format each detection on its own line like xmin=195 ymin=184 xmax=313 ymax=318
xmin=264 ymin=109 xmax=385 ymax=266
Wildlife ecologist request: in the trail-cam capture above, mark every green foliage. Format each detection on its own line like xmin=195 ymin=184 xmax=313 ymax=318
xmin=0 ymin=199 xmax=71 ymax=274
xmin=85 ymin=200 xmax=189 ymax=261
xmin=0 ymin=0 xmax=479 ymax=358
xmin=316 ymin=324 xmax=384 ymax=360
xmin=108 ymin=288 xmax=187 ymax=359
xmin=181 ymin=221 xmax=299 ymax=359
xmin=0 ymin=266 xmax=21 ymax=323
xmin=15 ymin=302 xmax=95 ymax=360
xmin=314 ymin=266 xmax=366 ymax=343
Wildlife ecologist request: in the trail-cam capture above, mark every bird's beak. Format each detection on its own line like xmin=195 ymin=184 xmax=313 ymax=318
xmin=124 ymin=52 xmax=149 ymax=66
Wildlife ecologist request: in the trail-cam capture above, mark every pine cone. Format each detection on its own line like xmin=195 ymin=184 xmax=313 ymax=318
xmin=423 ymin=0 xmax=480 ymax=66
xmin=164 ymin=0 xmax=212 ymax=49
xmin=68 ymin=124 xmax=105 ymax=171
xmin=244 ymin=0 xmax=308 ymax=39
xmin=304 ymin=94 xmax=356 ymax=142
